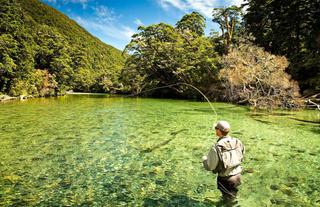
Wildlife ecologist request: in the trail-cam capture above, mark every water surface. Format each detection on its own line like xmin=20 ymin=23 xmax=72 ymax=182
xmin=0 ymin=95 xmax=319 ymax=206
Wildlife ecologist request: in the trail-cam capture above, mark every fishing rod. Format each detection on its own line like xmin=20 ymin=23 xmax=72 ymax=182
xmin=127 ymin=82 xmax=218 ymax=122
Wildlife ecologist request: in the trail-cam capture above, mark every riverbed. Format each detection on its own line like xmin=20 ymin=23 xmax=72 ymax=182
xmin=0 ymin=94 xmax=319 ymax=206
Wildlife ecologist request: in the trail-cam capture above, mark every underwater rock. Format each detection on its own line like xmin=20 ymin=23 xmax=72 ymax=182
xmin=285 ymin=182 xmax=298 ymax=188
xmin=280 ymin=187 xmax=294 ymax=196
xmin=164 ymin=170 xmax=173 ymax=176
xmin=309 ymin=152 xmax=316 ymax=156
xmin=151 ymin=161 xmax=162 ymax=166
xmin=4 ymin=175 xmax=22 ymax=184
xmin=232 ymin=131 xmax=243 ymax=135
xmin=270 ymin=198 xmax=286 ymax=205
xmin=250 ymin=157 xmax=262 ymax=161
xmin=296 ymin=149 xmax=306 ymax=153
xmin=195 ymin=184 xmax=207 ymax=193
xmin=155 ymin=180 xmax=166 ymax=186
xmin=59 ymin=179 xmax=72 ymax=189
xmin=287 ymin=176 xmax=299 ymax=182
xmin=270 ymin=184 xmax=279 ymax=190
xmin=31 ymin=157 xmax=43 ymax=161
xmin=243 ymin=168 xmax=254 ymax=174
xmin=285 ymin=176 xmax=299 ymax=188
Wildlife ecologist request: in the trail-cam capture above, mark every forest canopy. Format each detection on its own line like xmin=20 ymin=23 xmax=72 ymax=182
xmin=1 ymin=0 xmax=319 ymax=108
xmin=0 ymin=0 xmax=125 ymax=97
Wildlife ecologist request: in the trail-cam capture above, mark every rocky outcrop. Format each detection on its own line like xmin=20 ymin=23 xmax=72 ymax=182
xmin=0 ymin=95 xmax=18 ymax=101
xmin=0 ymin=94 xmax=34 ymax=102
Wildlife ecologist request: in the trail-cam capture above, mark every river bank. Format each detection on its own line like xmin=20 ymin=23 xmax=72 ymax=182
xmin=1 ymin=92 xmax=319 ymax=111
xmin=0 ymin=94 xmax=32 ymax=102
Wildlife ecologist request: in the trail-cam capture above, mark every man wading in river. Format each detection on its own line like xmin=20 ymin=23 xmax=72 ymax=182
xmin=202 ymin=121 xmax=245 ymax=202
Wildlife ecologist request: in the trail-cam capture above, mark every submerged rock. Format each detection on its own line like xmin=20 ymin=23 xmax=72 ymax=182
xmin=270 ymin=184 xmax=280 ymax=190
xmin=243 ymin=168 xmax=254 ymax=174
xmin=270 ymin=198 xmax=286 ymax=205
xmin=0 ymin=95 xmax=18 ymax=101
xmin=280 ymin=187 xmax=294 ymax=196
xmin=4 ymin=175 xmax=22 ymax=184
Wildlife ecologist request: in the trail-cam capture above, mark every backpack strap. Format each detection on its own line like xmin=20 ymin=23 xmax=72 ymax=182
xmin=212 ymin=144 xmax=225 ymax=174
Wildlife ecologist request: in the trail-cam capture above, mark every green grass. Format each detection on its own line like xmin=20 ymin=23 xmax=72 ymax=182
xmin=0 ymin=95 xmax=319 ymax=206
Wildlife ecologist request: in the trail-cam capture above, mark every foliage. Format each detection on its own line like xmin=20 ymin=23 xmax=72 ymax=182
xmin=212 ymin=6 xmax=243 ymax=54
xmin=0 ymin=0 xmax=125 ymax=97
xmin=121 ymin=13 xmax=219 ymax=98
xmin=219 ymin=44 xmax=301 ymax=109
xmin=244 ymin=0 xmax=320 ymax=93
xmin=176 ymin=12 xmax=206 ymax=37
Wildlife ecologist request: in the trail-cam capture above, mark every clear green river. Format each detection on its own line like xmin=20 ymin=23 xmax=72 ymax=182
xmin=0 ymin=94 xmax=319 ymax=206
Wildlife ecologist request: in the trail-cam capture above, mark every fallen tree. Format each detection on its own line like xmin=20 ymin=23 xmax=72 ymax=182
xmin=218 ymin=44 xmax=302 ymax=109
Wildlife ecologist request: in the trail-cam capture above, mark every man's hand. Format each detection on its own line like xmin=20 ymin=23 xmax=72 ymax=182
xmin=202 ymin=155 xmax=207 ymax=161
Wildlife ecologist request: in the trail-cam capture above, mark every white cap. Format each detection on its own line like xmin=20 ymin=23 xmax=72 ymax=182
xmin=214 ymin=120 xmax=231 ymax=132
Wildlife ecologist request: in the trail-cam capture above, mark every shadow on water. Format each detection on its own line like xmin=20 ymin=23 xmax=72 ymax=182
xmin=143 ymin=195 xmax=214 ymax=207
xmin=289 ymin=117 xmax=320 ymax=124
xmin=141 ymin=129 xmax=188 ymax=153
xmin=251 ymin=118 xmax=272 ymax=125
xmin=269 ymin=112 xmax=293 ymax=116
xmin=311 ymin=126 xmax=320 ymax=135
xmin=143 ymin=195 xmax=238 ymax=207
xmin=191 ymin=106 xmax=247 ymax=114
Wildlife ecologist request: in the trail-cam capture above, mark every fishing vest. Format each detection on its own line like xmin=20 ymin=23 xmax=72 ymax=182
xmin=212 ymin=137 xmax=244 ymax=175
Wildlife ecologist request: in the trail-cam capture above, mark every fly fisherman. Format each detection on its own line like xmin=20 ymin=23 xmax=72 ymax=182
xmin=202 ymin=121 xmax=245 ymax=202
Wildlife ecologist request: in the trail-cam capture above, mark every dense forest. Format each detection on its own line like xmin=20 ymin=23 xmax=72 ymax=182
xmin=121 ymin=1 xmax=319 ymax=108
xmin=244 ymin=0 xmax=320 ymax=95
xmin=0 ymin=0 xmax=125 ymax=97
xmin=0 ymin=0 xmax=319 ymax=108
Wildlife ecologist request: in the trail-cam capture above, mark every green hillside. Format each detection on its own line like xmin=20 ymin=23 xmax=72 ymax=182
xmin=0 ymin=0 xmax=125 ymax=97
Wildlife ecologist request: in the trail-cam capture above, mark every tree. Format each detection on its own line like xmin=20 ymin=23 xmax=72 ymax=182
xmin=122 ymin=13 xmax=219 ymax=98
xmin=219 ymin=44 xmax=301 ymax=109
xmin=212 ymin=6 xmax=243 ymax=54
xmin=0 ymin=0 xmax=125 ymax=96
xmin=244 ymin=0 xmax=320 ymax=93
xmin=176 ymin=11 xmax=206 ymax=37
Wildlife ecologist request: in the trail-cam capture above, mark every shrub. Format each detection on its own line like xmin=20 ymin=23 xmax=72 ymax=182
xmin=219 ymin=44 xmax=302 ymax=109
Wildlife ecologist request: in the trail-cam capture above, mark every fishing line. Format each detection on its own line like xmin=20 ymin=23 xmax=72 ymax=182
xmin=127 ymin=82 xmax=218 ymax=122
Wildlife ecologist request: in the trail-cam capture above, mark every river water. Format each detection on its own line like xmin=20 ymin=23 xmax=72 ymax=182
xmin=0 ymin=94 xmax=319 ymax=206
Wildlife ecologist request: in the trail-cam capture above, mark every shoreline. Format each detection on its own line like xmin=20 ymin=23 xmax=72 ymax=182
xmin=66 ymin=92 xmax=110 ymax=95
xmin=1 ymin=93 xmax=318 ymax=111
xmin=0 ymin=94 xmax=29 ymax=102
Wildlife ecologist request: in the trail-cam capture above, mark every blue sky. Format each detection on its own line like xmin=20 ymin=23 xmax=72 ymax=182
xmin=41 ymin=0 xmax=244 ymax=50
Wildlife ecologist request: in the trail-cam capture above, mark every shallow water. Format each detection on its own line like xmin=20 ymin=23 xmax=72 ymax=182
xmin=0 ymin=95 xmax=319 ymax=206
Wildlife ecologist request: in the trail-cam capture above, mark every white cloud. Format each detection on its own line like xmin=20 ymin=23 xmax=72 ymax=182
xmin=42 ymin=0 xmax=89 ymax=8
xmin=134 ymin=19 xmax=144 ymax=26
xmin=122 ymin=26 xmax=135 ymax=39
xmin=159 ymin=0 xmax=245 ymax=18
xmin=186 ymin=0 xmax=216 ymax=18
xmin=74 ymin=16 xmax=134 ymax=42
xmin=230 ymin=0 xmax=245 ymax=7
xmin=93 ymin=5 xmax=117 ymax=22
xmin=159 ymin=0 xmax=216 ymax=17
xmin=160 ymin=0 xmax=188 ymax=11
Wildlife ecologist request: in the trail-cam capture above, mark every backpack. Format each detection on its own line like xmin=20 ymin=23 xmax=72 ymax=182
xmin=212 ymin=137 xmax=244 ymax=174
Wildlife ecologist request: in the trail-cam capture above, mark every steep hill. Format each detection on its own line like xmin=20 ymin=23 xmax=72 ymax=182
xmin=0 ymin=0 xmax=125 ymax=96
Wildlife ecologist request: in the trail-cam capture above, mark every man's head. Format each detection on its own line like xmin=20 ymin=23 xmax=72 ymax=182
xmin=214 ymin=120 xmax=230 ymax=137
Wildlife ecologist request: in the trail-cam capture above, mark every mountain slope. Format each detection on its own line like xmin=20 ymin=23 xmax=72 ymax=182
xmin=0 ymin=0 xmax=125 ymax=96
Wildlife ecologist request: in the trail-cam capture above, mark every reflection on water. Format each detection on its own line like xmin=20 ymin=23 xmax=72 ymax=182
xmin=0 ymin=95 xmax=319 ymax=206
